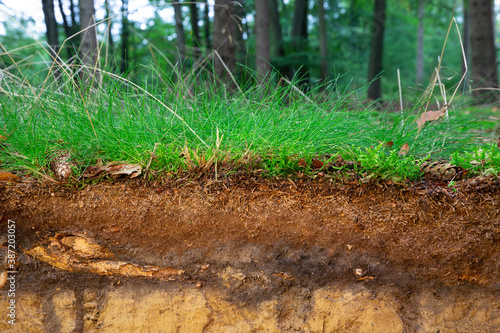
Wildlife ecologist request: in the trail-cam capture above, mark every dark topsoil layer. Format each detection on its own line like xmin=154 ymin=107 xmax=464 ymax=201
xmin=0 ymin=173 xmax=499 ymax=304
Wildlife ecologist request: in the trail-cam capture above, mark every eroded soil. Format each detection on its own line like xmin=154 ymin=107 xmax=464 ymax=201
xmin=0 ymin=174 xmax=499 ymax=331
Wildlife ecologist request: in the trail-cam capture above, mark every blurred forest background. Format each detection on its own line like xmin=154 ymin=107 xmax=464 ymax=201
xmin=1 ymin=0 xmax=499 ymax=103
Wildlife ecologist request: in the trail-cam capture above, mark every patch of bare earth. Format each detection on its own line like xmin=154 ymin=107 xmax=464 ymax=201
xmin=0 ymin=174 xmax=499 ymax=331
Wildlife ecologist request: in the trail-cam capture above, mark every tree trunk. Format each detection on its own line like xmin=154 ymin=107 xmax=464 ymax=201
xmin=233 ymin=1 xmax=246 ymax=65
xmin=269 ymin=0 xmax=290 ymax=79
xmin=104 ymin=0 xmax=115 ymax=68
xmin=70 ymin=0 xmax=78 ymax=28
xmin=42 ymin=0 xmax=60 ymax=71
xmin=416 ymin=0 xmax=424 ymax=85
xmin=213 ymin=0 xmax=237 ymax=84
xmin=318 ymin=0 xmax=328 ymax=84
xmin=367 ymin=0 xmax=386 ymax=101
xmin=173 ymin=1 xmax=186 ymax=70
xmin=79 ymin=0 xmax=99 ymax=86
xmin=463 ymin=0 xmax=470 ymax=88
xmin=204 ymin=2 xmax=211 ymax=49
xmin=270 ymin=0 xmax=285 ymax=58
xmin=255 ymin=0 xmax=271 ymax=83
xmin=120 ymin=0 xmax=129 ymax=74
xmin=57 ymin=0 xmax=79 ymax=61
xmin=469 ymin=0 xmax=498 ymax=103
xmin=291 ymin=0 xmax=309 ymax=89
xmin=350 ymin=0 xmax=358 ymax=50
xmin=190 ymin=0 xmax=200 ymax=46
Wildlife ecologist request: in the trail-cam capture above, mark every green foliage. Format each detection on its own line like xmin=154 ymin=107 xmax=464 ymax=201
xmin=450 ymin=144 xmax=500 ymax=177
xmin=356 ymin=144 xmax=422 ymax=181
xmin=1 ymin=1 xmax=499 ymax=182
xmin=1 ymin=58 xmax=499 ymax=182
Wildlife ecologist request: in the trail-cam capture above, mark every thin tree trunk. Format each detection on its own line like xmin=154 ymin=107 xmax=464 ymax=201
xmin=270 ymin=0 xmax=285 ymax=59
xmin=104 ymin=0 xmax=115 ymax=68
xmin=350 ymin=0 xmax=358 ymax=50
xmin=42 ymin=0 xmax=60 ymax=73
xmin=463 ymin=0 xmax=469 ymax=88
xmin=79 ymin=0 xmax=99 ymax=86
xmin=213 ymin=0 xmax=237 ymax=85
xmin=233 ymin=1 xmax=246 ymax=65
xmin=367 ymin=0 xmax=386 ymax=101
xmin=120 ymin=0 xmax=129 ymax=74
xmin=255 ymin=0 xmax=271 ymax=83
xmin=416 ymin=0 xmax=424 ymax=84
xmin=291 ymin=0 xmax=309 ymax=89
xmin=469 ymin=0 xmax=498 ymax=103
xmin=318 ymin=0 xmax=328 ymax=84
xmin=58 ymin=0 xmax=79 ymax=61
xmin=173 ymin=1 xmax=186 ymax=70
xmin=269 ymin=0 xmax=289 ymax=78
xmin=204 ymin=2 xmax=211 ymax=49
xmin=190 ymin=0 xmax=200 ymax=46
xmin=70 ymin=0 xmax=77 ymax=27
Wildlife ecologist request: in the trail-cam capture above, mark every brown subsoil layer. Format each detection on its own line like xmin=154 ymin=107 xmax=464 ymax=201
xmin=0 ymin=174 xmax=499 ymax=331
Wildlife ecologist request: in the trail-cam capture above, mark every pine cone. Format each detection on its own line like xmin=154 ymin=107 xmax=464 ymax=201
xmin=420 ymin=161 xmax=466 ymax=181
xmin=49 ymin=150 xmax=74 ymax=181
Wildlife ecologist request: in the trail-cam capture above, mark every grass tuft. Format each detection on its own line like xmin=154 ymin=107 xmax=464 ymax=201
xmin=1 ymin=31 xmax=499 ymax=183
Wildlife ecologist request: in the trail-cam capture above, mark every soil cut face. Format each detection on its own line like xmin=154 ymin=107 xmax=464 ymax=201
xmin=0 ymin=174 xmax=499 ymax=332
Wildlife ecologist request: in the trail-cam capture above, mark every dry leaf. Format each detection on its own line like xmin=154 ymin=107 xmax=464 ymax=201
xmin=82 ymin=165 xmax=106 ymax=178
xmin=399 ymin=143 xmax=410 ymax=155
xmin=0 ymin=135 xmax=6 ymax=140
xmin=416 ymin=107 xmax=447 ymax=132
xmin=83 ymin=163 xmax=142 ymax=179
xmin=385 ymin=140 xmax=394 ymax=148
xmin=312 ymin=158 xmax=324 ymax=169
xmin=497 ymin=137 xmax=500 ymax=149
xmin=0 ymin=172 xmax=21 ymax=182
xmin=298 ymin=158 xmax=307 ymax=167
xmin=105 ymin=164 xmax=142 ymax=178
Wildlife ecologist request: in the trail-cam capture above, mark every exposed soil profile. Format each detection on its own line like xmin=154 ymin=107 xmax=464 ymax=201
xmin=0 ymin=174 xmax=499 ymax=332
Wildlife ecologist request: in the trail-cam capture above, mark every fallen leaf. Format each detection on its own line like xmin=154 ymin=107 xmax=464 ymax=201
xmin=82 ymin=165 xmax=106 ymax=178
xmin=0 ymin=172 xmax=21 ymax=182
xmin=105 ymin=164 xmax=142 ymax=178
xmin=298 ymin=158 xmax=307 ymax=167
xmin=0 ymin=135 xmax=6 ymax=140
xmin=385 ymin=140 xmax=394 ymax=148
xmin=399 ymin=143 xmax=410 ymax=155
xmin=416 ymin=106 xmax=447 ymax=132
xmin=312 ymin=158 xmax=324 ymax=169
xmin=83 ymin=163 xmax=142 ymax=179
xmin=497 ymin=137 xmax=500 ymax=149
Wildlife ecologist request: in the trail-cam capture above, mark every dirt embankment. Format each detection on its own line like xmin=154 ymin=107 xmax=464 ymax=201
xmin=0 ymin=175 xmax=499 ymax=332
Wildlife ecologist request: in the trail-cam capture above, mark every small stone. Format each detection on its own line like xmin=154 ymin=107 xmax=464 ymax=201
xmin=354 ymin=268 xmax=364 ymax=277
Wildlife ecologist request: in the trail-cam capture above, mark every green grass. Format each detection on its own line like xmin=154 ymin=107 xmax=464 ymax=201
xmin=1 ymin=55 xmax=500 ymax=183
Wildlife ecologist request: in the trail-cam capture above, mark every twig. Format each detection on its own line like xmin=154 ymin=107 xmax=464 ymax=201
xmin=214 ymin=50 xmax=243 ymax=95
xmin=397 ymin=68 xmax=403 ymax=125
xmin=144 ymin=143 xmax=159 ymax=178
